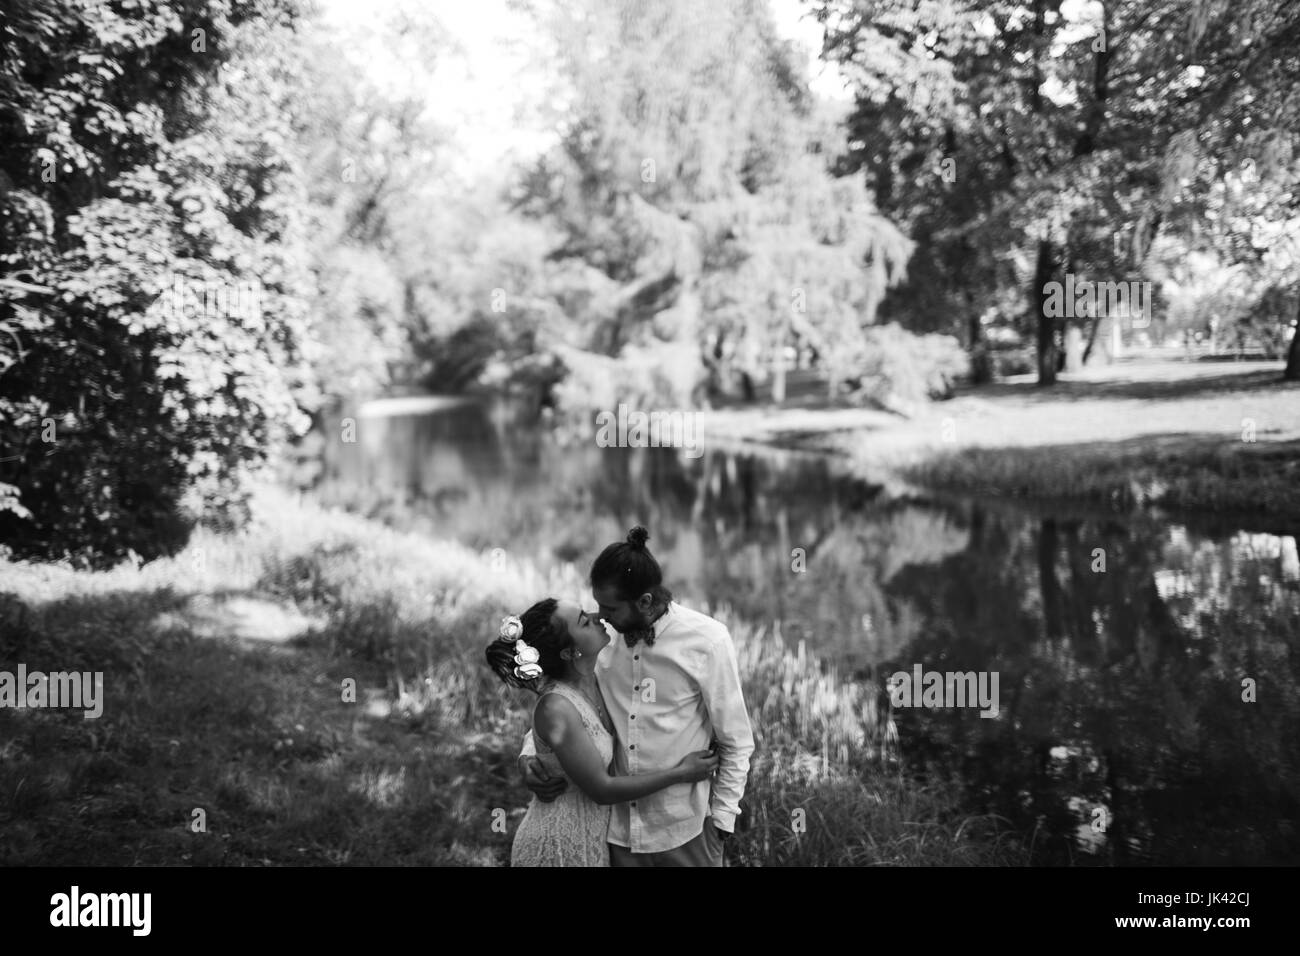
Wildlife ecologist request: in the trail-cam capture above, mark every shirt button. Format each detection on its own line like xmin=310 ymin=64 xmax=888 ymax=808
xmin=631 ymin=802 xmax=637 ymax=808
xmin=630 ymin=714 xmax=635 ymax=719
xmin=633 ymin=655 xmax=639 ymax=660
xmin=629 ymin=744 xmax=635 ymax=750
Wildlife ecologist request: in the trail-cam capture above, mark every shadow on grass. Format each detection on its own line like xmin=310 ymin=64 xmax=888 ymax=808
xmin=959 ymin=367 xmax=1294 ymax=404
xmin=0 ymin=586 xmax=520 ymax=866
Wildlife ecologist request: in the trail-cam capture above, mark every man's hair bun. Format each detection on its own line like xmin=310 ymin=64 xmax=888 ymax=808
xmin=590 ymin=526 xmax=667 ymax=602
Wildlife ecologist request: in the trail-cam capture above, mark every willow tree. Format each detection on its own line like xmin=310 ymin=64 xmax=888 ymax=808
xmin=512 ymin=0 xmax=911 ymax=411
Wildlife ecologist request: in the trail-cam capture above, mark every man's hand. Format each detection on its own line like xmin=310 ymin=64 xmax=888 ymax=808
xmin=520 ymin=755 xmax=567 ymax=802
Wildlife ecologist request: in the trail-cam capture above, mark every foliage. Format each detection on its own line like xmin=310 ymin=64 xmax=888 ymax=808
xmin=510 ymin=0 xmax=913 ymax=411
xmin=1149 ymin=133 xmax=1300 ymax=361
xmin=816 ymin=0 xmax=1300 ymax=381
xmin=292 ymin=6 xmax=573 ymax=400
xmin=292 ymin=7 xmax=454 ymax=397
xmin=549 ymin=340 xmax=702 ymax=426
xmin=0 ymin=0 xmax=316 ymax=567
xmin=841 ymin=323 xmax=969 ymax=409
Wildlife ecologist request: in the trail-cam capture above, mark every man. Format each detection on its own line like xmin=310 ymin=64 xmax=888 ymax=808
xmin=519 ymin=525 xmax=755 ymax=866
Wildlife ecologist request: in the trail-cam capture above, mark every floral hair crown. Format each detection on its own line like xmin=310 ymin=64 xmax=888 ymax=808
xmin=500 ymin=616 xmax=542 ymax=681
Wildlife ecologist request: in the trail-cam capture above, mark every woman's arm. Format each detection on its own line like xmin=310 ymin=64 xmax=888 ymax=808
xmin=534 ymin=694 xmax=715 ymax=806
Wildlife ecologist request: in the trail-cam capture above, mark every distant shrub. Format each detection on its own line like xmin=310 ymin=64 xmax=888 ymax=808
xmin=549 ymin=340 xmax=702 ymax=429
xmin=414 ymin=315 xmax=503 ymax=393
xmin=990 ymin=346 xmax=1036 ymax=378
xmin=840 ymin=324 xmax=969 ymax=411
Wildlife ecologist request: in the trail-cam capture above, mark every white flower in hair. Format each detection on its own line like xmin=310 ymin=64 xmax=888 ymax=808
xmin=499 ymin=615 xmax=523 ymax=640
xmin=514 ymin=660 xmax=543 ymax=680
xmin=513 ymin=638 xmax=542 ymax=679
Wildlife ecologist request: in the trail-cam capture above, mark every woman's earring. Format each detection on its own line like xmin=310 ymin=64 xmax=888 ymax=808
xmin=574 ymin=650 xmax=583 ymax=659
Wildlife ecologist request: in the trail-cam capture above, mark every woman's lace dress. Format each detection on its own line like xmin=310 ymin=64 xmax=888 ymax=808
xmin=511 ymin=679 xmax=614 ymax=867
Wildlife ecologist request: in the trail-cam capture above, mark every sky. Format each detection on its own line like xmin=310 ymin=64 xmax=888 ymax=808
xmin=316 ymin=0 xmax=849 ymax=176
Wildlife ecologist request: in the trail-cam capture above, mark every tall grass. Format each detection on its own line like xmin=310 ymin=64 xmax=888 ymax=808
xmin=0 ymin=485 xmax=1026 ymax=865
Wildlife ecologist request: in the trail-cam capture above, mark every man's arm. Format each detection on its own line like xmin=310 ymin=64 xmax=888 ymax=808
xmin=518 ymin=725 xmax=568 ymax=802
xmin=699 ymin=628 xmax=755 ymax=834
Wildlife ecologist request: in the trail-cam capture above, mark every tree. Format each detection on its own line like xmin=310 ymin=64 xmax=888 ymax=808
xmin=813 ymin=0 xmax=1300 ymax=384
xmin=511 ymin=0 xmax=912 ymax=414
xmin=0 ymin=0 xmax=315 ymax=566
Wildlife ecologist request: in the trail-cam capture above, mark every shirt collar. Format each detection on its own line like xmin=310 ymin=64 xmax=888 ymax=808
xmin=652 ymin=602 xmax=676 ymax=638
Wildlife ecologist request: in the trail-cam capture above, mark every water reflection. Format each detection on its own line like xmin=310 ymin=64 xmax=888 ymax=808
xmin=308 ymin=400 xmax=1300 ymax=865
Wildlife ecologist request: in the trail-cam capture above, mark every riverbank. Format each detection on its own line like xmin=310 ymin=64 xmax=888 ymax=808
xmin=700 ymin=359 xmax=1300 ymax=523
xmin=0 ymin=485 xmax=1026 ymax=866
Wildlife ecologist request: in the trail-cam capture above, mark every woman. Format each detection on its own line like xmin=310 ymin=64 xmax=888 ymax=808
xmin=486 ymin=597 xmax=718 ymax=866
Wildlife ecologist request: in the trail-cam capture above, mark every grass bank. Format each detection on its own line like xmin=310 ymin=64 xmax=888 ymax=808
xmin=702 ymin=360 xmax=1300 ymax=522
xmin=0 ymin=486 xmax=1025 ymax=866
xmin=904 ymin=435 xmax=1300 ymax=523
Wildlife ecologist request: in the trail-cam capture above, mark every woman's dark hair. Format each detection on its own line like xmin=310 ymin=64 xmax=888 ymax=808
xmin=589 ymin=526 xmax=672 ymax=604
xmin=485 ymin=598 xmax=574 ymax=690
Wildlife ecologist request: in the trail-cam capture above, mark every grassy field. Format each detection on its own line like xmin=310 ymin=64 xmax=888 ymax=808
xmin=702 ymin=359 xmax=1300 ymax=522
xmin=0 ymin=486 xmax=1026 ymax=866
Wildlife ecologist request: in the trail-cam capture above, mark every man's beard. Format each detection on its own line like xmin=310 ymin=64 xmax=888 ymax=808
xmin=608 ymin=610 xmax=649 ymax=633
xmin=615 ymin=609 xmax=657 ymax=648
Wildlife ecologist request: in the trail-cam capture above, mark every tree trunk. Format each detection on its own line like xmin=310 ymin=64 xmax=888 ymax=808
xmin=1285 ymin=296 xmax=1300 ymax=380
xmin=970 ymin=308 xmax=992 ymax=385
xmin=1033 ymin=239 xmax=1057 ymax=386
xmin=1062 ymin=324 xmax=1084 ymax=372
xmin=1081 ymin=309 xmax=1103 ymax=365
xmin=772 ymin=347 xmax=787 ymax=403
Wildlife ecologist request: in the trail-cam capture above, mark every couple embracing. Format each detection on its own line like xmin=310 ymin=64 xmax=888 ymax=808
xmin=485 ymin=526 xmax=755 ymax=866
